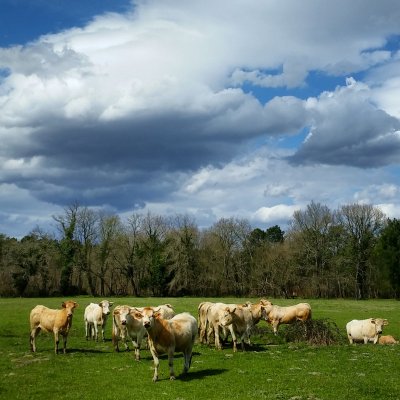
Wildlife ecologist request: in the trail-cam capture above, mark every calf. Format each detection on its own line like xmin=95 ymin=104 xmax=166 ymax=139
xmin=133 ymin=307 xmax=197 ymax=382
xmin=378 ymin=335 xmax=398 ymax=345
xmin=346 ymin=318 xmax=389 ymax=344
xmin=30 ymin=300 xmax=79 ymax=354
xmin=261 ymin=301 xmax=311 ymax=335
xmin=84 ymin=300 xmax=113 ymax=341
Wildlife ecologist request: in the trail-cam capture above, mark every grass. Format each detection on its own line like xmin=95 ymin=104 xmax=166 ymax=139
xmin=0 ymin=297 xmax=399 ymax=399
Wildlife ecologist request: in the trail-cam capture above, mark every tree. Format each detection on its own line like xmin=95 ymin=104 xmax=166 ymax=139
xmin=373 ymin=218 xmax=400 ymax=297
xmin=338 ymin=203 xmax=386 ymax=299
xmin=53 ymin=204 xmax=79 ymax=295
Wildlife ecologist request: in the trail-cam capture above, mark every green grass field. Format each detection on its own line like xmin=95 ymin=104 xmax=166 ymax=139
xmin=1 ymin=297 xmax=399 ymax=400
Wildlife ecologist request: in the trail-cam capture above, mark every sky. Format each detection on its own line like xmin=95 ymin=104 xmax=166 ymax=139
xmin=1 ymin=0 xmax=400 ymax=239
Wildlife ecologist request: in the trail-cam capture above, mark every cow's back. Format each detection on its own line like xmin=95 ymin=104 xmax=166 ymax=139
xmin=170 ymin=313 xmax=197 ymax=352
xmin=84 ymin=303 xmax=101 ymax=323
xmin=30 ymin=305 xmax=57 ymax=332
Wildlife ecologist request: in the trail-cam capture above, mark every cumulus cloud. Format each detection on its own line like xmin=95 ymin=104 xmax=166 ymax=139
xmin=1 ymin=0 xmax=400 ymax=236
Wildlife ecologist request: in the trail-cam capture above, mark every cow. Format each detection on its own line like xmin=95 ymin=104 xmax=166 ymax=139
xmin=133 ymin=307 xmax=197 ymax=382
xmin=84 ymin=300 xmax=113 ymax=341
xmin=197 ymin=301 xmax=214 ymax=344
xmin=261 ymin=300 xmax=312 ymax=335
xmin=346 ymin=318 xmax=389 ymax=344
xmin=112 ymin=303 xmax=174 ymax=359
xmin=219 ymin=304 xmax=253 ymax=352
xmin=30 ymin=300 xmax=79 ymax=354
xmin=378 ymin=335 xmax=398 ymax=345
xmin=112 ymin=305 xmax=147 ymax=360
xmin=206 ymin=302 xmax=232 ymax=350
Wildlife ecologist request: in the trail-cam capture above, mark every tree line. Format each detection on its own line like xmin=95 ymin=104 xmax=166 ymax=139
xmin=0 ymin=201 xmax=399 ymax=299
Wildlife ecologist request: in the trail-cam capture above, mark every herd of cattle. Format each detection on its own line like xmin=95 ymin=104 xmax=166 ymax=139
xmin=29 ymin=298 xmax=397 ymax=381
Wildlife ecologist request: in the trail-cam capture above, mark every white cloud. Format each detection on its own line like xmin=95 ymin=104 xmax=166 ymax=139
xmin=1 ymin=0 xmax=400 ymax=237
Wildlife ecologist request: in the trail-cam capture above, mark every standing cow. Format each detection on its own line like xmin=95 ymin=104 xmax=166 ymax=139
xmin=346 ymin=318 xmax=389 ymax=344
xmin=261 ymin=300 xmax=312 ymax=335
xmin=30 ymin=300 xmax=79 ymax=354
xmin=133 ymin=307 xmax=197 ymax=382
xmin=84 ymin=300 xmax=114 ymax=341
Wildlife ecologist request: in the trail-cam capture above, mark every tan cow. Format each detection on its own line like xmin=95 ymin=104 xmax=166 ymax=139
xmin=84 ymin=300 xmax=113 ymax=341
xmin=261 ymin=300 xmax=311 ymax=335
xmin=112 ymin=305 xmax=147 ymax=360
xmin=133 ymin=307 xmax=197 ymax=382
xmin=378 ymin=335 xmax=398 ymax=345
xmin=197 ymin=301 xmax=214 ymax=344
xmin=206 ymin=302 xmax=233 ymax=349
xmin=219 ymin=304 xmax=253 ymax=352
xmin=30 ymin=300 xmax=79 ymax=354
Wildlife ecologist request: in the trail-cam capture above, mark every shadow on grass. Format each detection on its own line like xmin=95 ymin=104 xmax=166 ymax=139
xmin=179 ymin=368 xmax=228 ymax=381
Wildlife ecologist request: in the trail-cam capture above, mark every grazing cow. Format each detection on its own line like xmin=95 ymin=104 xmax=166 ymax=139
xmin=198 ymin=301 xmax=214 ymax=344
xmin=133 ymin=307 xmax=197 ymax=382
xmin=84 ymin=300 xmax=114 ymax=341
xmin=261 ymin=301 xmax=312 ymax=335
xmin=378 ymin=335 xmax=398 ymax=345
xmin=112 ymin=305 xmax=147 ymax=360
xmin=346 ymin=318 xmax=389 ymax=344
xmin=219 ymin=304 xmax=253 ymax=352
xmin=30 ymin=300 xmax=79 ymax=354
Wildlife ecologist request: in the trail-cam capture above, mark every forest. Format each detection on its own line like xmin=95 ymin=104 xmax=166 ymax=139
xmin=0 ymin=201 xmax=399 ymax=299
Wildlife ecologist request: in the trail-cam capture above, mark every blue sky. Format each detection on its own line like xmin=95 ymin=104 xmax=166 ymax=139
xmin=1 ymin=0 xmax=400 ymax=238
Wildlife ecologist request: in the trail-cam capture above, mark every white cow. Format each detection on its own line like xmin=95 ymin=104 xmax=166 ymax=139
xmin=84 ymin=300 xmax=113 ymax=341
xmin=346 ymin=318 xmax=389 ymax=344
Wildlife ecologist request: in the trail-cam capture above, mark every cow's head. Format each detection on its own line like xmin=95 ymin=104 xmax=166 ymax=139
xmin=372 ymin=318 xmax=389 ymax=334
xmin=131 ymin=307 xmax=157 ymax=330
xmin=220 ymin=306 xmax=235 ymax=327
xmin=62 ymin=300 xmax=79 ymax=317
xmin=99 ymin=300 xmax=113 ymax=316
xmin=114 ymin=306 xmax=131 ymax=325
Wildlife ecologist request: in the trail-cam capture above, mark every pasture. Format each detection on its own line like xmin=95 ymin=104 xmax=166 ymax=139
xmin=0 ymin=297 xmax=399 ymax=400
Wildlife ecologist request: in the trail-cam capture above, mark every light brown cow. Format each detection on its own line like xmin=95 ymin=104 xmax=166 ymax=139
xmin=206 ymin=302 xmax=232 ymax=349
xmin=219 ymin=304 xmax=253 ymax=352
xmin=30 ymin=300 xmax=79 ymax=354
xmin=133 ymin=307 xmax=197 ymax=382
xmin=261 ymin=300 xmax=311 ymax=335
xmin=112 ymin=304 xmax=175 ymax=360
xmin=197 ymin=301 xmax=214 ymax=344
xmin=112 ymin=305 xmax=147 ymax=360
xmin=378 ymin=335 xmax=398 ymax=345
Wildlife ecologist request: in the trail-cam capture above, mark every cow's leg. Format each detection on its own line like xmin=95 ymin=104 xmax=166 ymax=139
xmin=364 ymin=337 xmax=369 ymax=344
xmin=228 ymin=325 xmax=238 ymax=352
xmin=101 ymin=324 xmax=106 ymax=342
xmin=93 ymin=322 xmax=99 ymax=341
xmin=168 ymin=349 xmax=176 ymax=380
xmin=272 ymin=321 xmax=279 ymax=335
xmin=85 ymin=320 xmax=89 ymax=340
xmin=54 ymin=329 xmax=60 ymax=354
xmin=112 ymin=325 xmax=120 ymax=351
xmin=148 ymin=341 xmax=159 ymax=382
xmin=182 ymin=348 xmax=193 ymax=375
xmin=62 ymin=333 xmax=68 ymax=354
xmin=30 ymin=326 xmax=41 ymax=352
xmin=213 ymin=324 xmax=222 ymax=349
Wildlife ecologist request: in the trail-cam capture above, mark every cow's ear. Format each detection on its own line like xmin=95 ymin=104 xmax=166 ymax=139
xmin=154 ymin=311 xmax=161 ymax=319
xmin=383 ymin=319 xmax=389 ymax=326
xmin=371 ymin=319 xmax=376 ymax=324
xmin=134 ymin=312 xmax=143 ymax=319
xmin=231 ymin=307 xmax=236 ymax=313
xmin=74 ymin=302 xmax=79 ymax=308
xmin=109 ymin=302 xmax=114 ymax=307
xmin=62 ymin=302 xmax=66 ymax=308
xmin=99 ymin=301 xmax=103 ymax=307
xmin=114 ymin=310 xmax=120 ymax=315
